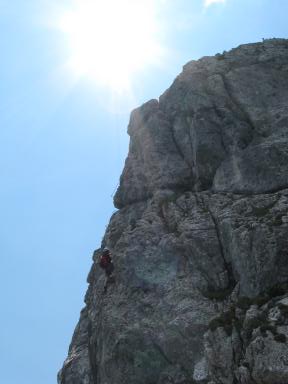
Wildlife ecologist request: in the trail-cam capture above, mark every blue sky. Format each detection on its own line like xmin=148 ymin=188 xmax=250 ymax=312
xmin=0 ymin=1 xmax=287 ymax=383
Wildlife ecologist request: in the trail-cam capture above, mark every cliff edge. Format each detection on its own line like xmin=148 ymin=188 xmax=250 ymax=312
xmin=58 ymin=39 xmax=288 ymax=384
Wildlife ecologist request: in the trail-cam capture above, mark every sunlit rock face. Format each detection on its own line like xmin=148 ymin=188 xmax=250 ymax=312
xmin=58 ymin=39 xmax=288 ymax=384
xmin=114 ymin=38 xmax=288 ymax=208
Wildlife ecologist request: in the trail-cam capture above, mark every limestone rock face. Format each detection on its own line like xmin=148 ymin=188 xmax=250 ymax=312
xmin=58 ymin=39 xmax=288 ymax=384
xmin=114 ymin=38 xmax=288 ymax=208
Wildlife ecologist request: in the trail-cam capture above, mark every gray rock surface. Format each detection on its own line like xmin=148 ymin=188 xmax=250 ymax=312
xmin=58 ymin=39 xmax=288 ymax=384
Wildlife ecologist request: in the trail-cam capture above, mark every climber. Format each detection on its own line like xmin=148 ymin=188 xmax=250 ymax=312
xmin=99 ymin=248 xmax=115 ymax=293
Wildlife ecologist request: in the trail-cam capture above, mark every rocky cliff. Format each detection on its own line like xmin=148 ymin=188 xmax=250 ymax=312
xmin=58 ymin=39 xmax=288 ymax=384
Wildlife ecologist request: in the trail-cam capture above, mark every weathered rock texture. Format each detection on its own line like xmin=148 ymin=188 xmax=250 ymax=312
xmin=58 ymin=39 xmax=288 ymax=384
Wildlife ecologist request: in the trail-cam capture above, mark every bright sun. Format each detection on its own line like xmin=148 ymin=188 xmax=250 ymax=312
xmin=58 ymin=0 xmax=163 ymax=91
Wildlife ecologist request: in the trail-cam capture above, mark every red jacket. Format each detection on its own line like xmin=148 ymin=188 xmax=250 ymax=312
xmin=100 ymin=253 xmax=112 ymax=269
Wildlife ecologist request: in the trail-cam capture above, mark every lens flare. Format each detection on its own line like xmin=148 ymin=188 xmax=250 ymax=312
xmin=58 ymin=0 xmax=164 ymax=92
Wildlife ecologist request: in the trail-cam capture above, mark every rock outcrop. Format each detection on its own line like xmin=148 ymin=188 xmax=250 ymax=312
xmin=58 ymin=39 xmax=288 ymax=384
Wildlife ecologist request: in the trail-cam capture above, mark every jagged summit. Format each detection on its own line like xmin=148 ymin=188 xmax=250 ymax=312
xmin=114 ymin=38 xmax=288 ymax=208
xmin=59 ymin=39 xmax=288 ymax=384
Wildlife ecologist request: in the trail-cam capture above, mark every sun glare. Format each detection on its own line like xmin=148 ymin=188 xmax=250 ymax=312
xmin=58 ymin=0 xmax=163 ymax=91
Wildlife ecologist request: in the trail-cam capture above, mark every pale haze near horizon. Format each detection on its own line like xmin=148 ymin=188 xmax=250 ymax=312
xmin=0 ymin=1 xmax=287 ymax=383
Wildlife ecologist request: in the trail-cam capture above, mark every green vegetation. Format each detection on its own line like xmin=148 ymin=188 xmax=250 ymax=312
xmin=267 ymin=282 xmax=288 ymax=297
xmin=237 ymin=295 xmax=270 ymax=310
xmin=160 ymin=192 xmax=178 ymax=205
xmin=216 ymin=53 xmax=225 ymax=61
xmin=237 ymin=282 xmax=288 ymax=310
xmin=260 ymin=324 xmax=277 ymax=336
xmin=271 ymin=214 xmax=283 ymax=226
xmin=204 ymin=286 xmax=234 ymax=301
xmin=251 ymin=205 xmax=271 ymax=217
xmin=278 ymin=302 xmax=288 ymax=316
xmin=208 ymin=308 xmax=235 ymax=336
xmin=274 ymin=333 xmax=287 ymax=343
